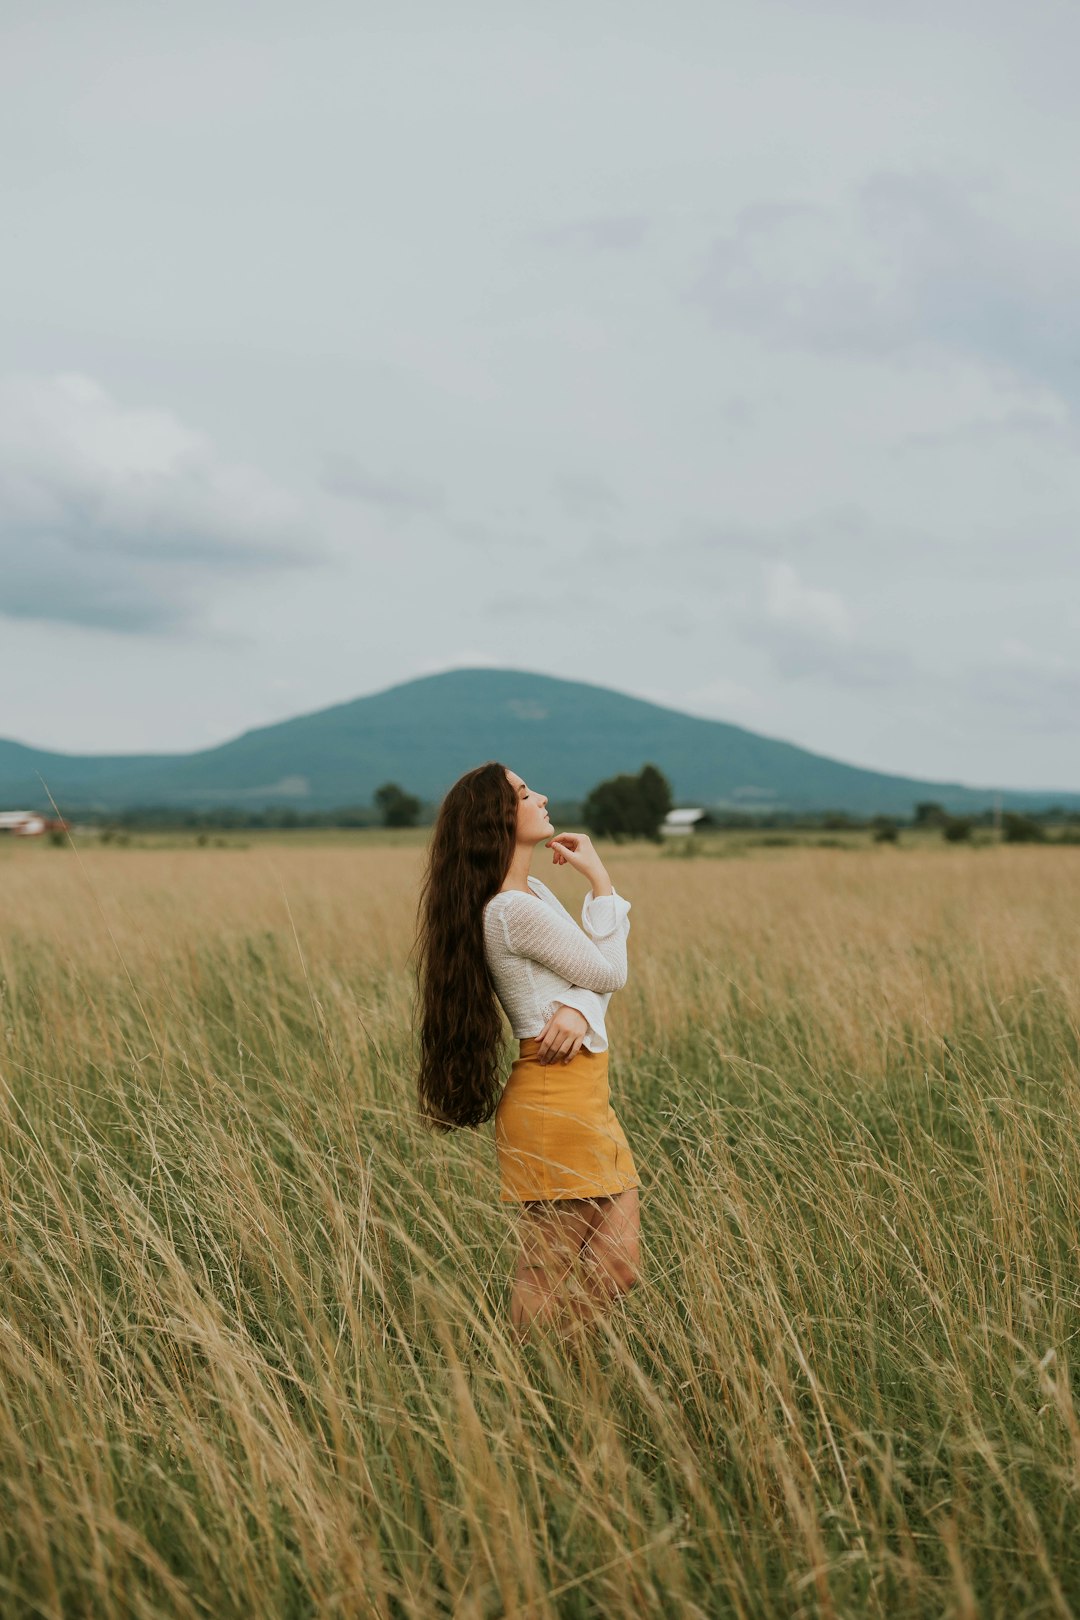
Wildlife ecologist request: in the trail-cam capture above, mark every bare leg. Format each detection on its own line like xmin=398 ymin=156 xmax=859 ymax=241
xmin=509 ymin=1188 xmax=641 ymax=1343
xmin=579 ymin=1186 xmax=641 ymax=1309
xmin=510 ymin=1198 xmax=599 ymax=1343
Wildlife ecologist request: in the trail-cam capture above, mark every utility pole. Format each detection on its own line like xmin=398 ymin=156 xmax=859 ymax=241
xmin=993 ymin=791 xmax=1002 ymax=842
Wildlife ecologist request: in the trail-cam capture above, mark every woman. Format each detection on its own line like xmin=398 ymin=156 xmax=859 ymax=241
xmin=414 ymin=760 xmax=640 ymax=1340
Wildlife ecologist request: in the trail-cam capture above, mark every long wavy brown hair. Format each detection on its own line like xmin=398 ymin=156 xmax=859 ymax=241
xmin=413 ymin=760 xmax=518 ymax=1131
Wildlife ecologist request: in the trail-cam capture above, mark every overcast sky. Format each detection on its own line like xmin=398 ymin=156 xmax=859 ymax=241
xmin=2 ymin=0 xmax=1078 ymax=790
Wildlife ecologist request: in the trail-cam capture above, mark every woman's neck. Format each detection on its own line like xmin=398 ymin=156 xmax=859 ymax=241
xmin=500 ymin=844 xmax=535 ymax=892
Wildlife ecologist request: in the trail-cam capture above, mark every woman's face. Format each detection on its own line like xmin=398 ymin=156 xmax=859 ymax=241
xmin=504 ymin=768 xmax=553 ymax=844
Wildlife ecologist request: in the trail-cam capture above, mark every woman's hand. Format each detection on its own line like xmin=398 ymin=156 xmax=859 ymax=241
xmin=545 ymin=831 xmax=609 ymax=889
xmin=535 ymin=1005 xmax=590 ymax=1065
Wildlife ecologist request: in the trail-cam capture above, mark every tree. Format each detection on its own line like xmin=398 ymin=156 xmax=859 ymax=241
xmin=583 ymin=763 xmax=673 ymax=842
xmin=637 ymin=764 xmax=673 ymax=831
xmin=1002 ymin=811 xmax=1045 ymax=844
xmin=914 ymin=802 xmax=947 ymax=828
xmin=374 ymin=781 xmax=421 ymax=828
xmin=942 ymin=815 xmax=974 ymax=842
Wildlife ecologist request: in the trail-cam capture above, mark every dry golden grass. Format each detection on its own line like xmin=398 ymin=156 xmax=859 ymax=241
xmin=1 ymin=834 xmax=1079 ymax=1617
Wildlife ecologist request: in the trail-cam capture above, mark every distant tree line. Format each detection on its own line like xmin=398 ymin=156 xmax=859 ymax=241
xmin=66 ymin=803 xmax=387 ymax=831
xmin=48 ymin=785 xmax=1080 ymax=842
xmin=909 ymin=801 xmax=1080 ymax=844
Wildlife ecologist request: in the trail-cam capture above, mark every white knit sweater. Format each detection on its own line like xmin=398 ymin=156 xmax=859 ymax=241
xmin=482 ymin=874 xmax=631 ymax=1053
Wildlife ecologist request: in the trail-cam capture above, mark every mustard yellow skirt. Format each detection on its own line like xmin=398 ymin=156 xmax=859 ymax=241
xmin=494 ymin=1036 xmax=640 ymax=1203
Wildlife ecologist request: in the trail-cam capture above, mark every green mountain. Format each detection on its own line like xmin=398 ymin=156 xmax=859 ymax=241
xmin=2 ymin=666 xmax=1077 ymax=818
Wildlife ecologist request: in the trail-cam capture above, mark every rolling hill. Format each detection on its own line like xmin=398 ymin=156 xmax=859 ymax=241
xmin=2 ymin=666 xmax=1077 ymax=819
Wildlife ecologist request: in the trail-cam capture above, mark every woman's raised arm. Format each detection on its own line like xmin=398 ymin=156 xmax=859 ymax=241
xmin=496 ymin=892 xmax=630 ymax=993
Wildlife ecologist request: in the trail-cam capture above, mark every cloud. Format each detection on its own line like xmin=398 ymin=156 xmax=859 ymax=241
xmin=0 ymin=373 xmax=321 ymax=633
xmin=672 ymin=674 xmax=770 ymax=721
xmin=553 ymin=472 xmax=621 ymax=520
xmin=672 ymin=508 xmax=877 ymax=574
xmin=753 ymin=561 xmax=913 ymax=687
xmin=764 ymin=560 xmax=851 ymax=640
xmin=408 ymin=650 xmax=503 ymax=679
xmin=755 ymin=623 xmax=914 ymax=687
xmin=955 ymin=640 xmax=1080 ymax=734
xmin=321 ymin=452 xmax=442 ymax=514
xmin=693 ymin=171 xmax=1080 ymax=403
xmin=536 ymin=215 xmax=650 ymax=252
xmin=900 ymin=406 xmax=1077 ymax=452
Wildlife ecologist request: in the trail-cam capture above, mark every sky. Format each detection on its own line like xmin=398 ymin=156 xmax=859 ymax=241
xmin=1 ymin=0 xmax=1078 ymax=791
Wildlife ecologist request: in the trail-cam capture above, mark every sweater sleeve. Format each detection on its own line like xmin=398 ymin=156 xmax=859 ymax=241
xmin=499 ymin=891 xmax=630 ymax=992
xmin=580 ymin=889 xmax=631 ymax=939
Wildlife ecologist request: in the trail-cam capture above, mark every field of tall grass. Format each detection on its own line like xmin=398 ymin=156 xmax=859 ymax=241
xmin=2 ymin=833 xmax=1078 ymax=1618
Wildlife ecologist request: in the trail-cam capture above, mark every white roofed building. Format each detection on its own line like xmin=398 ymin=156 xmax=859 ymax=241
xmin=661 ymin=807 xmax=707 ymax=837
xmin=0 ymin=811 xmax=56 ymax=837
